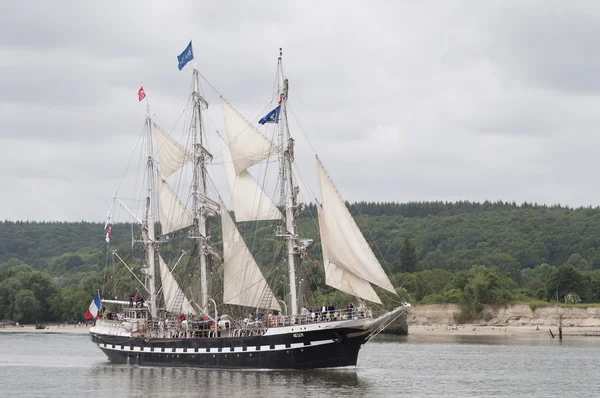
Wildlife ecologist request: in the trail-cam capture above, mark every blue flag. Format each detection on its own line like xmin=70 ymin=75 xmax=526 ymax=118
xmin=259 ymin=105 xmax=281 ymax=125
xmin=177 ymin=41 xmax=194 ymax=71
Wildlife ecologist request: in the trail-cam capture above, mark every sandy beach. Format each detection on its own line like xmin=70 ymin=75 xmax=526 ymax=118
xmin=408 ymin=324 xmax=600 ymax=337
xmin=3 ymin=323 xmax=597 ymax=337
xmin=2 ymin=303 xmax=600 ymax=338
xmin=407 ymin=304 xmax=600 ymax=337
xmin=0 ymin=324 xmax=90 ymax=335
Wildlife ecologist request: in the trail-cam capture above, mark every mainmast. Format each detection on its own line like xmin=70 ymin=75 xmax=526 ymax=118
xmin=278 ymin=49 xmax=299 ymax=316
xmin=144 ymin=109 xmax=157 ymax=318
xmin=191 ymin=67 xmax=211 ymax=313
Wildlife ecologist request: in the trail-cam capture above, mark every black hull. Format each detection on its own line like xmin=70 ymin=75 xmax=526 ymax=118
xmin=91 ymin=327 xmax=369 ymax=370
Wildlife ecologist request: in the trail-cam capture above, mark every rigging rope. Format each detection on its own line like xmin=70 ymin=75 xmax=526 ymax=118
xmin=114 ymin=125 xmax=146 ymax=196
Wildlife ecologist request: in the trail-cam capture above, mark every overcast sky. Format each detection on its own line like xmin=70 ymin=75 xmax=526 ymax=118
xmin=2 ymin=1 xmax=600 ymax=221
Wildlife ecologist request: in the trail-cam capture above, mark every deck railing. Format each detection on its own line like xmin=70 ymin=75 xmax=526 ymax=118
xmin=127 ymin=308 xmax=372 ymax=339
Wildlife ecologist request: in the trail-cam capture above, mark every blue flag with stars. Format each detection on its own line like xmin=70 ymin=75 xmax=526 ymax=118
xmin=177 ymin=41 xmax=194 ymax=71
xmin=259 ymin=105 xmax=281 ymax=125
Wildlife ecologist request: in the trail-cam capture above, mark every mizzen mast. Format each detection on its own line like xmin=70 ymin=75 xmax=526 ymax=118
xmin=277 ymin=49 xmax=299 ymax=316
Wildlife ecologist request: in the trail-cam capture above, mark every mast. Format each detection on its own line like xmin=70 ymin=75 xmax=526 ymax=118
xmin=191 ymin=66 xmax=210 ymax=312
xmin=278 ymin=49 xmax=299 ymax=315
xmin=145 ymin=109 xmax=157 ymax=318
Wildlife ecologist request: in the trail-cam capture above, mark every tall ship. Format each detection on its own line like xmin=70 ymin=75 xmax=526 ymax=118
xmin=89 ymin=44 xmax=410 ymax=369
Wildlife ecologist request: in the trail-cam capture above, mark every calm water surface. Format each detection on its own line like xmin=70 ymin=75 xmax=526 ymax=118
xmin=1 ymin=332 xmax=599 ymax=397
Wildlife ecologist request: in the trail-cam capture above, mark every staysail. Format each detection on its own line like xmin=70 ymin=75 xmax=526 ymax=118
xmin=152 ymin=123 xmax=195 ymax=235
xmin=220 ymin=204 xmax=281 ymax=311
xmin=158 ymin=253 xmax=196 ymax=314
xmin=157 ymin=174 xmax=194 ymax=235
xmin=219 ymin=135 xmax=281 ymax=222
xmin=319 ymin=260 xmax=384 ymax=304
xmin=221 ymin=97 xmax=278 ymax=174
xmin=154 ymin=123 xmax=193 ymax=178
xmin=316 ymin=158 xmax=397 ymax=304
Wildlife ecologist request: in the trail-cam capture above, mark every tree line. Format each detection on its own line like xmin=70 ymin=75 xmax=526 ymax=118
xmin=2 ymin=201 xmax=600 ymax=323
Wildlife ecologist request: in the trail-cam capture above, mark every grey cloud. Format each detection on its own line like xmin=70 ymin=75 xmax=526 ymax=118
xmin=2 ymin=1 xmax=600 ymax=221
xmin=481 ymin=2 xmax=600 ymax=94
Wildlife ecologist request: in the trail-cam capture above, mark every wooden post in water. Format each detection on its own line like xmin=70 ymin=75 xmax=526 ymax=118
xmin=555 ymin=289 xmax=564 ymax=341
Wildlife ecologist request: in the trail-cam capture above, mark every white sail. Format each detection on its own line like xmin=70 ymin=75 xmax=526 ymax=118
xmin=221 ymin=204 xmax=282 ymax=311
xmin=320 ymin=260 xmax=383 ymax=304
xmin=154 ymin=123 xmax=193 ymax=178
xmin=157 ymin=174 xmax=194 ymax=234
xmin=158 ymin=253 xmax=196 ymax=314
xmin=219 ymin=135 xmax=282 ymax=222
xmin=316 ymin=159 xmax=397 ymax=303
xmin=221 ymin=97 xmax=278 ymax=174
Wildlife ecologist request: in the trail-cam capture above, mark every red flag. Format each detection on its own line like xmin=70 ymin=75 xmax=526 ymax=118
xmin=105 ymin=223 xmax=113 ymax=243
xmin=138 ymin=86 xmax=146 ymax=102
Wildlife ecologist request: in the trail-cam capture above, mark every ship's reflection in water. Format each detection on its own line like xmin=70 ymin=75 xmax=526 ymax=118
xmin=91 ymin=364 xmax=366 ymax=397
xmin=4 ymin=333 xmax=600 ymax=397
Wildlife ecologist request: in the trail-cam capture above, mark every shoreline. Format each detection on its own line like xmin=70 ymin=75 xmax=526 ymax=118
xmin=408 ymin=324 xmax=600 ymax=337
xmin=406 ymin=303 xmax=600 ymax=337
xmin=6 ymin=302 xmax=600 ymax=338
xmin=0 ymin=324 xmax=90 ymax=335
xmin=2 ymin=323 xmax=599 ymax=338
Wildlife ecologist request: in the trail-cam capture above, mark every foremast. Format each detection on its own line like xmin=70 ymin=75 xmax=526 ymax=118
xmin=277 ymin=49 xmax=299 ymax=316
xmin=144 ymin=108 xmax=158 ymax=318
xmin=191 ymin=67 xmax=211 ymax=313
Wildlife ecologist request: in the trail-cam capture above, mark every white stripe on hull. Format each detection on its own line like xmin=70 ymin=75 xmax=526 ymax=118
xmin=98 ymin=339 xmax=335 ymax=355
xmin=262 ymin=318 xmax=372 ymax=336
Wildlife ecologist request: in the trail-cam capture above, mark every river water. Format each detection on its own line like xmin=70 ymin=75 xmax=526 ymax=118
xmin=1 ymin=332 xmax=599 ymax=397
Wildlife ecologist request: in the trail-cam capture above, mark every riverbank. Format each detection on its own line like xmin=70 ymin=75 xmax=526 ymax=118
xmin=0 ymin=324 xmax=90 ymax=334
xmin=407 ymin=304 xmax=600 ymax=336
xmin=409 ymin=324 xmax=600 ymax=337
xmin=3 ymin=303 xmax=600 ymax=337
xmin=4 ymin=323 xmax=595 ymax=337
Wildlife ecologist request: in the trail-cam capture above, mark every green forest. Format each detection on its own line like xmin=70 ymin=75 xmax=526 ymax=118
xmin=1 ymin=200 xmax=600 ymax=324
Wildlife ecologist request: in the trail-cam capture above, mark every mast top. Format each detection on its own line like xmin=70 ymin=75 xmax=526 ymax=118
xmin=278 ymin=49 xmax=288 ymax=104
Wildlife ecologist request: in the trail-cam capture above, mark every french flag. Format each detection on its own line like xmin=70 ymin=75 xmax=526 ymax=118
xmin=84 ymin=292 xmax=102 ymax=320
